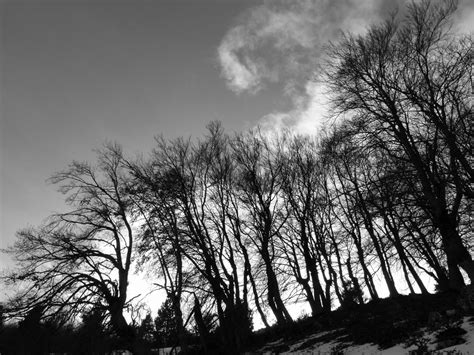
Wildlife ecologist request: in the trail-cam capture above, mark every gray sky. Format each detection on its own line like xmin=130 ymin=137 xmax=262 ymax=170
xmin=0 ymin=0 xmax=281 ymax=260
xmin=1 ymin=0 xmax=473 ymax=272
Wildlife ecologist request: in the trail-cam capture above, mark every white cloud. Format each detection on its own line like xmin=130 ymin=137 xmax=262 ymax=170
xmin=217 ymin=0 xmax=396 ymax=131
xmin=217 ymin=0 xmax=391 ymax=94
xmin=218 ymin=0 xmax=473 ymax=133
xmin=217 ymin=26 xmax=263 ymax=94
xmin=258 ymin=81 xmax=329 ymax=135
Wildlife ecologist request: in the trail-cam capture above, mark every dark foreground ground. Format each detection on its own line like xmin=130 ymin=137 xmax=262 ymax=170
xmin=1 ymin=290 xmax=473 ymax=354
xmin=242 ymin=290 xmax=474 ymax=354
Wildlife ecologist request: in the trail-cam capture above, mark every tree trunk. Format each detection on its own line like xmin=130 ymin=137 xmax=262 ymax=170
xmin=109 ymin=300 xmax=134 ymax=350
xmin=261 ymin=245 xmax=292 ymax=324
xmin=437 ymin=211 xmax=472 ymax=289
xmin=237 ymin=235 xmax=269 ymax=328
xmin=193 ymin=296 xmax=209 ymax=354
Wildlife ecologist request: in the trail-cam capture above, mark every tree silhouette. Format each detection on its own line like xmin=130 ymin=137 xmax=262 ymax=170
xmin=154 ymin=298 xmax=179 ymax=348
xmin=3 ymin=144 xmax=137 ymax=344
xmin=325 ymin=0 xmax=473 ymax=290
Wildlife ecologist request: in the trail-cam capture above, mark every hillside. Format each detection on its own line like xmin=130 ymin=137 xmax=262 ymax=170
xmin=243 ymin=290 xmax=474 ymax=354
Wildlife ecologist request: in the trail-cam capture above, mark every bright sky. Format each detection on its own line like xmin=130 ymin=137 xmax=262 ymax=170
xmin=1 ymin=0 xmax=473 ymax=317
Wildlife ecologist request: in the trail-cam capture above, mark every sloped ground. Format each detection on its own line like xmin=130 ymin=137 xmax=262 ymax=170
xmin=245 ymin=291 xmax=474 ymax=354
xmin=254 ymin=317 xmax=474 ymax=354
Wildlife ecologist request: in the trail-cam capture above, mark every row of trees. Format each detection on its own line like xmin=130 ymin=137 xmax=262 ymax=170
xmin=1 ymin=0 xmax=472 ymax=353
xmin=0 ymin=301 xmax=186 ymax=354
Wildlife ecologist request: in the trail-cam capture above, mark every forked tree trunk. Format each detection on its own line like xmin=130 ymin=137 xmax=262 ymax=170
xmin=109 ymin=300 xmax=134 ymax=350
xmin=437 ymin=213 xmax=473 ymax=290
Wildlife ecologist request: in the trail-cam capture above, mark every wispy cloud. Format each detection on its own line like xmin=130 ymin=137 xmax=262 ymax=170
xmin=218 ymin=0 xmax=474 ymax=134
xmin=257 ymin=81 xmax=329 ymax=134
xmin=218 ymin=0 xmax=386 ymax=92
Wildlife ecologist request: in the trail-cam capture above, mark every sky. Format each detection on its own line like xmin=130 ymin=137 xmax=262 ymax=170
xmin=0 ymin=0 xmax=278 ymax=255
xmin=1 ymin=0 xmax=473 ymax=312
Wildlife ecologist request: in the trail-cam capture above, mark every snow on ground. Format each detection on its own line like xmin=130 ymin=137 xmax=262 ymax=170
xmin=440 ymin=317 xmax=474 ymax=354
xmin=256 ymin=316 xmax=474 ymax=354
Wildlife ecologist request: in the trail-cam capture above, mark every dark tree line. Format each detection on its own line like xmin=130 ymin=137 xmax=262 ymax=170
xmin=0 ymin=299 xmax=191 ymax=354
xmin=1 ymin=1 xmax=472 ymax=354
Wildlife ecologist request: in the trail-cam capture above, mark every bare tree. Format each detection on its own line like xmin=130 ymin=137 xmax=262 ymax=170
xmin=127 ymin=153 xmax=191 ymax=352
xmin=280 ymin=135 xmax=340 ymax=314
xmin=232 ymin=131 xmax=293 ymax=325
xmin=137 ymin=127 xmax=253 ymax=353
xmin=325 ymin=0 xmax=473 ymax=289
xmin=3 ymin=144 xmax=136 ymax=342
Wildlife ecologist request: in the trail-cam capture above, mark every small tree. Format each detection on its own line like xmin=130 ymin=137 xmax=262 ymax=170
xmin=76 ymin=307 xmax=110 ymax=354
xmin=18 ymin=306 xmax=47 ymax=353
xmin=154 ymin=298 xmax=179 ymax=348
xmin=138 ymin=313 xmax=155 ymax=343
